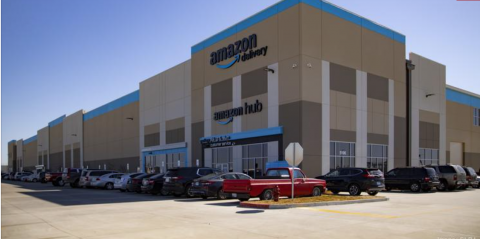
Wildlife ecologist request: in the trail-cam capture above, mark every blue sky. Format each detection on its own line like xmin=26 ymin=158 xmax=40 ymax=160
xmin=2 ymin=0 xmax=479 ymax=165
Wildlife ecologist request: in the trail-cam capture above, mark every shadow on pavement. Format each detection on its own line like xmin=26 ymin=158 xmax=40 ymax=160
xmin=236 ymin=210 xmax=264 ymax=214
xmin=205 ymin=201 xmax=240 ymax=207
xmin=3 ymin=180 xmax=180 ymax=206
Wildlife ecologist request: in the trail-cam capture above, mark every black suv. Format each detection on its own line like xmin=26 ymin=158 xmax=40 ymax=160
xmin=385 ymin=167 xmax=439 ymax=192
xmin=163 ymin=167 xmax=221 ymax=197
xmin=141 ymin=174 xmax=166 ymax=195
xmin=316 ymin=168 xmax=384 ymax=196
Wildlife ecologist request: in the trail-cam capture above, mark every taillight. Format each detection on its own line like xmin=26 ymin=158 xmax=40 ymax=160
xmin=96 ymin=178 xmax=101 ymax=181
xmin=202 ymin=181 xmax=212 ymax=186
xmin=85 ymin=177 xmax=89 ymax=181
xmin=453 ymin=174 xmax=457 ymax=181
xmin=172 ymin=176 xmax=184 ymax=181
xmin=362 ymin=173 xmax=375 ymax=178
xmin=424 ymin=177 xmax=430 ymax=182
xmin=467 ymin=176 xmax=471 ymax=180
xmin=149 ymin=180 xmax=154 ymax=185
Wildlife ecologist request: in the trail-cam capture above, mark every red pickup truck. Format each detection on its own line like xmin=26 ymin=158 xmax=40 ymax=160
xmin=223 ymin=167 xmax=326 ymax=201
xmin=45 ymin=172 xmax=64 ymax=186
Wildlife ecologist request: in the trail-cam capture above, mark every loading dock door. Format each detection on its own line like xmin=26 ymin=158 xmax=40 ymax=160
xmin=450 ymin=142 xmax=463 ymax=165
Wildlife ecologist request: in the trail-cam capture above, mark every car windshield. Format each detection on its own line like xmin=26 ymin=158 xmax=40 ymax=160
xmin=438 ymin=166 xmax=456 ymax=173
xmin=198 ymin=174 xmax=219 ymax=181
xmin=468 ymin=168 xmax=477 ymax=176
xmin=454 ymin=166 xmax=466 ymax=174
xmin=266 ymin=169 xmax=290 ymax=177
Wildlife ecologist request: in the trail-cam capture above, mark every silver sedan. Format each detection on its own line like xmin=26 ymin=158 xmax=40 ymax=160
xmin=114 ymin=173 xmax=144 ymax=192
xmin=90 ymin=173 xmax=124 ymax=190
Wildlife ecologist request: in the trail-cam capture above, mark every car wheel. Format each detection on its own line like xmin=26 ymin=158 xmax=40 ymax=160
xmin=57 ymin=179 xmax=65 ymax=187
xmin=105 ymin=183 xmax=114 ymax=190
xmin=52 ymin=181 xmax=58 ymax=186
xmin=436 ymin=181 xmax=447 ymax=191
xmin=312 ymin=187 xmax=322 ymax=197
xmin=201 ymin=196 xmax=208 ymax=200
xmin=330 ymin=190 xmax=339 ymax=195
xmin=239 ymin=198 xmax=249 ymax=202
xmin=160 ymin=188 xmax=169 ymax=196
xmin=217 ymin=188 xmax=227 ymax=200
xmin=260 ymin=189 xmax=274 ymax=200
xmin=367 ymin=191 xmax=379 ymax=196
xmin=185 ymin=184 xmax=195 ymax=198
xmin=410 ymin=182 xmax=421 ymax=192
xmin=348 ymin=184 xmax=361 ymax=196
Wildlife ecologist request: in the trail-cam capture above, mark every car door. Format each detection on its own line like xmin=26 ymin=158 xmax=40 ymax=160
xmin=396 ymin=169 xmax=411 ymax=189
xmin=385 ymin=169 xmax=399 ymax=188
xmin=293 ymin=169 xmax=310 ymax=196
xmin=324 ymin=170 xmax=340 ymax=190
xmin=337 ymin=169 xmax=352 ymax=190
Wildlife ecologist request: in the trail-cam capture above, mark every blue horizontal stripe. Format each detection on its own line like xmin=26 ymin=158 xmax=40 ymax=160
xmin=447 ymin=88 xmax=480 ymax=109
xmin=49 ymin=115 xmax=66 ymax=127
xmin=83 ymin=90 xmax=139 ymax=122
xmin=143 ymin=147 xmax=187 ymax=156
xmin=191 ymin=0 xmax=405 ymax=55
xmin=24 ymin=135 xmax=37 ymax=145
xmin=200 ymin=126 xmax=283 ymax=142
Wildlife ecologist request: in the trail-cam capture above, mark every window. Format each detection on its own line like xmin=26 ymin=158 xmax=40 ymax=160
xmin=198 ymin=168 xmax=213 ymax=176
xmin=221 ymin=174 xmax=236 ymax=180
xmin=236 ymin=174 xmax=251 ymax=180
xmin=266 ymin=169 xmax=289 ymax=177
xmin=438 ymin=166 xmax=456 ymax=173
xmin=242 ymin=143 xmax=268 ymax=178
xmin=330 ymin=142 xmax=356 ymax=171
xmin=326 ymin=170 xmax=339 ymax=177
xmin=474 ymin=108 xmax=480 ymax=126
xmin=212 ymin=147 xmax=233 ymax=173
xmin=293 ymin=170 xmax=305 ymax=179
xmin=419 ymin=148 xmax=439 ymax=166
xmin=367 ymin=144 xmax=388 ymax=173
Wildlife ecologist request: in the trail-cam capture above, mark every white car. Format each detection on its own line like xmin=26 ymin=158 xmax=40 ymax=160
xmin=90 ymin=173 xmax=124 ymax=190
xmin=25 ymin=173 xmax=40 ymax=182
xmin=114 ymin=173 xmax=144 ymax=192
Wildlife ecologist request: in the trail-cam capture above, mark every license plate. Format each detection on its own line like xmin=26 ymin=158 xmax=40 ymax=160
xmin=166 ymin=178 xmax=170 ymax=182
xmin=195 ymin=182 xmax=199 ymax=186
xmin=232 ymin=193 xmax=237 ymax=198
xmin=377 ymin=181 xmax=381 ymax=185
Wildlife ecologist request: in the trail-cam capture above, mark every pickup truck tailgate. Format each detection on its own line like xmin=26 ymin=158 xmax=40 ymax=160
xmin=223 ymin=179 xmax=251 ymax=193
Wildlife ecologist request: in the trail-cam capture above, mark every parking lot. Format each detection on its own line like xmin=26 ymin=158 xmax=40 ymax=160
xmin=2 ymin=181 xmax=480 ymax=239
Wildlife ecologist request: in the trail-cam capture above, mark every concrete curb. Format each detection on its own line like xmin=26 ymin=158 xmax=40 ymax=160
xmin=239 ymin=197 xmax=389 ymax=209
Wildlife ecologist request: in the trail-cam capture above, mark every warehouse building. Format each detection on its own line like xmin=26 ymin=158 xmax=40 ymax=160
xmin=7 ymin=0 xmax=480 ymax=176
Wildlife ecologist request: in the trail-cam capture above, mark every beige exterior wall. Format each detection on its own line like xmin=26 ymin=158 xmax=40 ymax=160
xmin=16 ymin=139 xmax=23 ymax=172
xmin=446 ymin=97 xmax=480 ymax=170
xmin=83 ymin=102 xmax=139 ymax=172
xmin=8 ymin=141 xmax=16 ymax=172
xmin=139 ymin=60 xmax=192 ymax=169
xmin=63 ymin=110 xmax=84 ymax=168
xmin=410 ymin=53 xmax=446 ymax=166
xmin=49 ymin=123 xmax=64 ymax=172
xmin=23 ymin=140 xmax=37 ymax=171
xmin=37 ymin=127 xmax=49 ymax=168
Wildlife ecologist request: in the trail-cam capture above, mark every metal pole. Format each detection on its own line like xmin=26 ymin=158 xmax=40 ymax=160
xmin=292 ymin=144 xmax=295 ymax=199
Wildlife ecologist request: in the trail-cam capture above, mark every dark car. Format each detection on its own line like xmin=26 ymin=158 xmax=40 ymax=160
xmin=163 ymin=167 xmax=222 ymax=197
xmin=140 ymin=174 xmax=165 ymax=195
xmin=463 ymin=167 xmax=479 ymax=188
xmin=191 ymin=173 xmax=252 ymax=200
xmin=62 ymin=168 xmax=83 ymax=188
xmin=127 ymin=173 xmax=155 ymax=193
xmin=384 ymin=167 xmax=439 ymax=192
xmin=316 ymin=168 xmax=384 ymax=196
xmin=39 ymin=172 xmax=48 ymax=183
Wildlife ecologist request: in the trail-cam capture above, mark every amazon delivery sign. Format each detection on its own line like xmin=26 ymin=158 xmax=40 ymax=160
xmin=210 ymin=34 xmax=268 ymax=69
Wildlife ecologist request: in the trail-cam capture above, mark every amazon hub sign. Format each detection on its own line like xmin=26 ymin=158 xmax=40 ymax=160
xmin=210 ymin=34 xmax=268 ymax=69
xmin=214 ymin=100 xmax=263 ymax=125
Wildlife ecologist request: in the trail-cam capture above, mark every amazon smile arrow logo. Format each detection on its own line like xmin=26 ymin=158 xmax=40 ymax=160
xmin=216 ymin=55 xmax=240 ymax=69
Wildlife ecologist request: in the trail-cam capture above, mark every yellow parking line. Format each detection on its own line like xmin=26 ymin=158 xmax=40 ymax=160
xmin=298 ymin=208 xmax=399 ymax=219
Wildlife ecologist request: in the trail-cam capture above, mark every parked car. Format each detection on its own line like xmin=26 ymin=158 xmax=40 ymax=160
xmin=163 ymin=167 xmax=222 ymax=197
xmin=384 ymin=167 xmax=439 ymax=192
xmin=426 ymin=165 xmax=467 ymax=191
xmin=90 ymin=173 xmax=124 ymax=190
xmin=127 ymin=173 xmax=155 ymax=193
xmin=39 ymin=172 xmax=48 ymax=183
xmin=24 ymin=173 xmax=41 ymax=182
xmin=191 ymin=172 xmax=252 ymax=200
xmin=79 ymin=170 xmax=117 ymax=188
xmin=223 ymin=167 xmax=326 ymax=201
xmin=15 ymin=172 xmax=32 ymax=181
xmin=140 ymin=174 xmax=165 ymax=195
xmin=462 ymin=167 xmax=479 ymax=188
xmin=317 ymin=168 xmax=384 ymax=196
xmin=114 ymin=173 xmax=144 ymax=192
xmin=8 ymin=172 xmax=16 ymax=180
xmin=45 ymin=172 xmax=64 ymax=186
xmin=62 ymin=168 xmax=83 ymax=188
xmin=2 ymin=173 xmax=9 ymax=180
xmin=20 ymin=173 xmax=33 ymax=182
xmin=476 ymin=175 xmax=480 ymax=189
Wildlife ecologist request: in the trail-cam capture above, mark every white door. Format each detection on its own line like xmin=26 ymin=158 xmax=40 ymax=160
xmin=450 ymin=142 xmax=463 ymax=165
